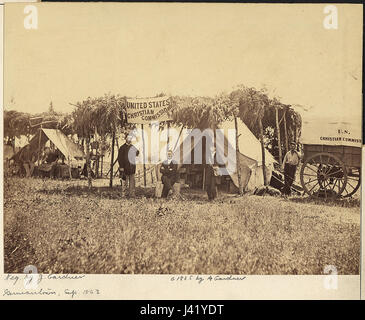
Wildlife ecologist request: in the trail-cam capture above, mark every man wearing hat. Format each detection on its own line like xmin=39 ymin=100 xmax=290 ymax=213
xmin=118 ymin=134 xmax=139 ymax=197
xmin=160 ymin=150 xmax=179 ymax=198
xmin=19 ymin=144 xmax=36 ymax=178
xmin=281 ymin=142 xmax=301 ymax=196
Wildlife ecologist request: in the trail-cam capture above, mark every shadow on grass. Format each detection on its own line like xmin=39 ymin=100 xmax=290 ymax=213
xmin=37 ymin=185 xmax=156 ymax=199
xmin=37 ymin=183 xmax=218 ymax=203
xmin=288 ymin=195 xmax=360 ymax=208
xmin=36 ymin=179 xmax=359 ymax=207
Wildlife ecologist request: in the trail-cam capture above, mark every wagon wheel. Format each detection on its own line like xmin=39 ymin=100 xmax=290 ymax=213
xmin=342 ymin=167 xmax=361 ymax=198
xmin=300 ymin=152 xmax=347 ymax=199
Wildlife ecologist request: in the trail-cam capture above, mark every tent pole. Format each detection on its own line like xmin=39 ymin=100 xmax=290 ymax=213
xmin=258 ymin=117 xmax=267 ymax=186
xmin=141 ymin=124 xmax=147 ymax=187
xmin=109 ymin=131 xmax=115 ymax=188
xmin=283 ymin=109 xmax=289 ymax=154
xmin=37 ymin=125 xmax=42 ymax=166
xmin=68 ymin=157 xmax=72 ymax=180
xmin=234 ymin=117 xmax=244 ymax=195
xmin=275 ymin=107 xmax=282 ymax=166
xmin=172 ymin=126 xmax=184 ymax=153
xmin=86 ymin=138 xmax=92 ymax=189
xmin=202 ymin=166 xmax=205 ymax=190
xmin=101 ymin=155 xmax=103 ymax=177
xmin=167 ymin=121 xmax=170 ymax=152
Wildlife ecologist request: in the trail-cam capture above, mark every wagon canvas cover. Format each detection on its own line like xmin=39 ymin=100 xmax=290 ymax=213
xmin=300 ymin=115 xmax=362 ymax=147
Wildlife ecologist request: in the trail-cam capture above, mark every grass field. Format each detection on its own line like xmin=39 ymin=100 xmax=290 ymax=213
xmin=3 ymin=177 xmax=361 ymax=274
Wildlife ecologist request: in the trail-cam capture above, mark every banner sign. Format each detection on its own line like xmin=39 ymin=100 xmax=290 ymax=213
xmin=126 ymin=96 xmax=173 ymax=124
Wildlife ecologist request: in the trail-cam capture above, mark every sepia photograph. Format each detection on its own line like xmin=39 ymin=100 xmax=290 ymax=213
xmin=1 ymin=2 xmax=362 ymax=281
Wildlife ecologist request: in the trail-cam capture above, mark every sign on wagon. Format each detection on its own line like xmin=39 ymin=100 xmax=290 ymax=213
xmin=126 ymin=96 xmax=173 ymax=124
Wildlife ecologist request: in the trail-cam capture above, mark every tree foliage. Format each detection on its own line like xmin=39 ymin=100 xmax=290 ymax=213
xmin=5 ymin=87 xmax=302 ymax=164
xmin=229 ymin=86 xmax=301 ymax=155
xmin=70 ymin=93 xmax=127 ymax=140
xmin=4 ymin=110 xmax=30 ymax=140
xmin=170 ymin=93 xmax=236 ymax=130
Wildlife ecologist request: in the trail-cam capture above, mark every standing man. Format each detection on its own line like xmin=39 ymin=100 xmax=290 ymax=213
xmin=205 ymin=146 xmax=220 ymax=201
xmin=118 ymin=134 xmax=139 ymax=197
xmin=281 ymin=142 xmax=301 ymax=196
xmin=160 ymin=150 xmax=179 ymax=198
xmin=19 ymin=144 xmax=36 ymax=178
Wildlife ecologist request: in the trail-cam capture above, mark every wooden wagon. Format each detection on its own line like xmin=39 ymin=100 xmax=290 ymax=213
xmin=299 ymin=117 xmax=361 ymax=199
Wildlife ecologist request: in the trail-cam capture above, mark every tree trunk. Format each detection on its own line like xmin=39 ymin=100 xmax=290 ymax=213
xmin=275 ymin=107 xmax=282 ymax=166
xmin=109 ymin=131 xmax=115 ymax=188
xmin=258 ymin=117 xmax=267 ymax=186
xmin=234 ymin=117 xmax=244 ymax=195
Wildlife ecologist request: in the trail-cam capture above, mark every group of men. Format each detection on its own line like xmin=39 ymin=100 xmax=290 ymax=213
xmin=117 ymin=134 xmax=301 ymax=199
xmin=117 ymin=135 xmax=181 ymax=198
xmin=117 ymin=134 xmax=228 ymax=200
xmin=17 ymin=145 xmax=61 ymax=178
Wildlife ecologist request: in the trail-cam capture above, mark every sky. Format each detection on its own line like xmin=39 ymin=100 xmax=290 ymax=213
xmin=3 ymin=3 xmax=363 ymax=122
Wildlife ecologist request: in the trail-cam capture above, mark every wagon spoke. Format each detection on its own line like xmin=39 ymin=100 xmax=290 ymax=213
xmin=302 ymin=173 xmax=317 ymax=177
xmin=305 ymin=165 xmax=318 ymax=175
xmin=346 ymin=180 xmax=356 ymax=190
xmin=326 ymin=155 xmax=331 ymax=166
xmin=324 ymin=164 xmax=335 ymax=175
xmin=303 ymin=179 xmax=318 ymax=186
xmin=308 ymin=181 xmax=320 ymax=194
xmin=348 ymin=177 xmax=360 ymax=181
xmin=326 ymin=169 xmax=343 ymax=177
xmin=343 ymin=184 xmax=350 ymax=196
xmin=336 ymin=179 xmax=344 ymax=195
xmin=323 ymin=182 xmax=328 ymax=198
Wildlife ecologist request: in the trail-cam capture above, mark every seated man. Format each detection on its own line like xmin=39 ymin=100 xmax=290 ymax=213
xmin=41 ymin=147 xmax=60 ymax=179
xmin=160 ymin=150 xmax=179 ymax=198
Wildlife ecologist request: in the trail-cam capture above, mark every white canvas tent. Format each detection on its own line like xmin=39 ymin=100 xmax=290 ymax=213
xmin=166 ymin=118 xmax=276 ymax=192
xmin=220 ymin=118 xmax=276 ymax=191
xmin=12 ymin=128 xmax=85 ymax=167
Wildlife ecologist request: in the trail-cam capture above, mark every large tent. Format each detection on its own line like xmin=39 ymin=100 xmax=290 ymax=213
xmin=166 ymin=118 xmax=276 ymax=192
xmin=12 ymin=128 xmax=85 ymax=167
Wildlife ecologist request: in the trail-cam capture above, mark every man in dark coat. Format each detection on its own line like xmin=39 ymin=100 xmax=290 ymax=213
xmin=160 ymin=150 xmax=179 ymax=198
xmin=118 ymin=134 xmax=139 ymax=197
xmin=44 ymin=148 xmax=60 ymax=179
xmin=205 ymin=146 xmax=221 ymax=201
xmin=19 ymin=144 xmax=36 ymax=178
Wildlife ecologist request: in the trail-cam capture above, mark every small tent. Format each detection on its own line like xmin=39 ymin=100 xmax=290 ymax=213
xmin=12 ymin=128 xmax=85 ymax=167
